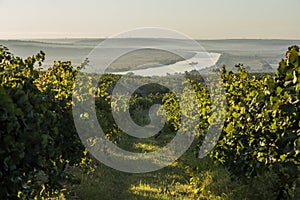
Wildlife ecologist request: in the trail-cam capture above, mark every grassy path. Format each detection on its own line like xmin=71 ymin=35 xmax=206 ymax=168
xmin=65 ymin=133 xmax=299 ymax=200
xmin=69 ymin=133 xmax=233 ymax=200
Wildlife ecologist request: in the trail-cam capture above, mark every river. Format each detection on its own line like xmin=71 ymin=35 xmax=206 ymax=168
xmin=113 ymin=52 xmax=221 ymax=76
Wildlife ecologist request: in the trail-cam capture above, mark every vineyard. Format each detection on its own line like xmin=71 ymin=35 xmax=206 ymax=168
xmin=0 ymin=45 xmax=299 ymax=199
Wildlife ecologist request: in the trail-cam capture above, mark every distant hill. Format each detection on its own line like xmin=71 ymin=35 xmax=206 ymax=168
xmin=0 ymin=38 xmax=299 ymax=72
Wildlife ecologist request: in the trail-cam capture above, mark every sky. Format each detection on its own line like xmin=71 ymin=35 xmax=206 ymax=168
xmin=0 ymin=0 xmax=299 ymax=39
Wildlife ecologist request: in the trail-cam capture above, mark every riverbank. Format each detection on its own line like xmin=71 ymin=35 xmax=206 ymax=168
xmin=112 ymin=52 xmax=221 ymax=76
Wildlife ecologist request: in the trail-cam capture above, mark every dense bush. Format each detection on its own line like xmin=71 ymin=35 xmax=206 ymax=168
xmin=156 ymin=46 xmax=299 ymax=198
xmin=0 ymin=46 xmax=87 ymax=199
xmin=213 ymin=46 xmax=300 ymax=198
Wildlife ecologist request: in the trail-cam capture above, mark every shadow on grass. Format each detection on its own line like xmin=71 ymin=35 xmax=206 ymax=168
xmin=67 ymin=131 xmax=300 ymax=200
xmin=73 ymin=137 xmax=198 ymax=200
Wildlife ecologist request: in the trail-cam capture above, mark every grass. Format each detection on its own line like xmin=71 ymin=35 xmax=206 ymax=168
xmin=74 ymin=151 xmax=218 ymax=199
xmin=45 ymin=99 xmax=300 ymax=200
xmin=47 ymin=133 xmax=300 ymax=200
xmin=62 ymin=132 xmax=299 ymax=200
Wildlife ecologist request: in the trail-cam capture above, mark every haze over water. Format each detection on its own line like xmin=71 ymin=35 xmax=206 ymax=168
xmin=1 ymin=38 xmax=299 ymax=74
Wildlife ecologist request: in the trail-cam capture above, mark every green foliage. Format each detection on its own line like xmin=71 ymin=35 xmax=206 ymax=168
xmin=213 ymin=47 xmax=300 ymax=199
xmin=0 ymin=46 xmax=87 ymax=199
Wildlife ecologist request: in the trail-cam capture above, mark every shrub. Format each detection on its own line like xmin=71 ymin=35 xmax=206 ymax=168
xmin=213 ymin=46 xmax=300 ymax=199
xmin=0 ymin=46 xmax=87 ymax=199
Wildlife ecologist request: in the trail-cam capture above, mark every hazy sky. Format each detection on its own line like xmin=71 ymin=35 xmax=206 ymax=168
xmin=0 ymin=0 xmax=299 ymax=39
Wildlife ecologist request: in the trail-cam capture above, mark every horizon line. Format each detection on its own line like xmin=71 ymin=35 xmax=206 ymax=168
xmin=1 ymin=37 xmax=300 ymax=41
